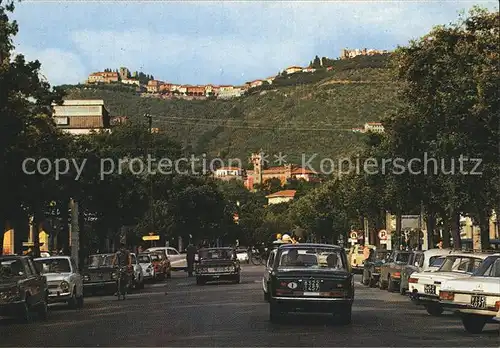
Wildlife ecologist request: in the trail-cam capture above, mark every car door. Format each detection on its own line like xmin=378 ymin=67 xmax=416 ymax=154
xmin=263 ymin=250 xmax=276 ymax=293
xmin=167 ymin=248 xmax=185 ymax=268
xmin=25 ymin=258 xmax=43 ymax=305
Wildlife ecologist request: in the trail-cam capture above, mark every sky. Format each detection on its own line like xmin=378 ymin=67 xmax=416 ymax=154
xmin=10 ymin=0 xmax=499 ymax=87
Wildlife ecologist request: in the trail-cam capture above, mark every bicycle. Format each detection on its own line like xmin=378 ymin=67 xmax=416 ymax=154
xmin=250 ymin=249 xmax=266 ymax=265
xmin=116 ymin=266 xmax=128 ymax=300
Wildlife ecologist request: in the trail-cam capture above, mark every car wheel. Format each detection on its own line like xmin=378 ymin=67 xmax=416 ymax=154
xmin=234 ymin=274 xmax=241 ymax=284
xmin=68 ymin=290 xmax=78 ymax=309
xmin=18 ymin=300 xmax=32 ymax=323
xmin=269 ymin=302 xmax=282 ymax=323
xmin=335 ymin=305 xmax=352 ymax=325
xmin=400 ymin=284 xmax=406 ymax=295
xmin=76 ymin=294 xmax=84 ymax=308
xmin=38 ymin=298 xmax=48 ymax=321
xmin=387 ymin=276 xmax=395 ymax=292
xmin=167 ymin=271 xmax=172 ymax=279
xmin=264 ymin=291 xmax=270 ymax=302
xmin=379 ymin=277 xmax=387 ymax=290
xmin=461 ymin=314 xmax=487 ymax=334
xmin=425 ymin=304 xmax=444 ymax=316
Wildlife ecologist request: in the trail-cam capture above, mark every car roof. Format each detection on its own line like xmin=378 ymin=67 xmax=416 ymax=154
xmin=277 ymin=243 xmax=342 ymax=250
xmin=199 ymin=247 xmax=234 ymax=250
xmin=443 ymin=252 xmax=492 ymax=259
xmin=35 ymin=256 xmax=71 ymax=261
xmin=0 ymin=255 xmax=25 ymax=261
xmin=423 ymin=249 xmax=453 ymax=256
xmin=89 ymin=253 xmax=113 ymax=257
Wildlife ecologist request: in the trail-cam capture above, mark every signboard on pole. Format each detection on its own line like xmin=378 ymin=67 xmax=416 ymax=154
xmin=142 ymin=235 xmax=160 ymax=241
xmin=348 ymin=231 xmax=358 ymax=244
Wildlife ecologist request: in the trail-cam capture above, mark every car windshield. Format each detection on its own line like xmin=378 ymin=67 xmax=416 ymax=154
xmin=429 ymin=256 xmax=445 ymax=267
xmin=199 ymin=249 xmax=234 ymax=260
xmin=150 ymin=254 xmax=160 ymax=261
xmin=472 ymin=256 xmax=500 ymax=277
xmin=277 ymin=247 xmax=346 ymax=270
xmin=138 ymin=254 xmax=151 ymax=263
xmin=87 ymin=254 xmax=113 ymax=267
xmin=35 ymin=258 xmax=71 ymax=273
xmin=0 ymin=259 xmax=25 ymax=280
xmin=396 ymin=253 xmax=410 ymax=262
xmin=438 ymin=256 xmax=482 ymax=273
xmin=376 ymin=252 xmax=389 ymax=261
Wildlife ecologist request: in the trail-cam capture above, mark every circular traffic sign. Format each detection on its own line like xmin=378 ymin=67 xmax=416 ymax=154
xmin=378 ymin=230 xmax=387 ymax=240
xmin=350 ymin=231 xmax=358 ymax=239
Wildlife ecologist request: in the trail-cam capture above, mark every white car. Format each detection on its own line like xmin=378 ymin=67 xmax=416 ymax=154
xmin=439 ymin=254 xmax=500 ymax=333
xmin=146 ymin=247 xmax=185 ymax=270
xmin=34 ymin=256 xmax=84 ymax=309
xmin=236 ymin=247 xmax=249 ymax=263
xmin=408 ymin=252 xmax=490 ymax=316
xmin=130 ymin=253 xmax=144 ymax=289
xmin=137 ymin=253 xmax=155 ymax=281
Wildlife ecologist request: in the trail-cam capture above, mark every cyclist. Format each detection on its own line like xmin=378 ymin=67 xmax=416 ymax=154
xmin=112 ymin=242 xmax=132 ymax=299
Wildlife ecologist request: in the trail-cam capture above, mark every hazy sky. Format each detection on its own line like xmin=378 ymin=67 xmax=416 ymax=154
xmin=11 ymin=1 xmax=499 ymax=86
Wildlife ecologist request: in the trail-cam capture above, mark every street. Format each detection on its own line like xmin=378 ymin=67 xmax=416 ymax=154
xmin=0 ymin=265 xmax=498 ymax=347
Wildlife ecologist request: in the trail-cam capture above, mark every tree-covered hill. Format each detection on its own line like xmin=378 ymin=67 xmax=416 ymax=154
xmin=62 ymin=54 xmax=400 ymax=166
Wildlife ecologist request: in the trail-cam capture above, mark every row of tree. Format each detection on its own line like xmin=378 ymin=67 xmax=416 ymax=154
xmin=235 ymin=8 xmax=500 ymax=249
xmin=0 ymin=1 xmax=235 ymax=258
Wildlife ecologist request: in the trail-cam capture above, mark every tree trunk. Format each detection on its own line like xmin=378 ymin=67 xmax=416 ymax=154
xmin=441 ymin=221 xmax=451 ymax=249
xmin=395 ymin=212 xmax=402 ymax=249
xmin=58 ymin=199 xmax=69 ymax=253
xmin=479 ymin=212 xmax=490 ymax=251
xmin=0 ymin=217 xmax=5 ymax=256
xmin=32 ymin=208 xmax=43 ymax=258
xmin=450 ymin=209 xmax=461 ymax=250
xmin=426 ymin=212 xmax=436 ymax=249
xmin=13 ymin=208 xmax=27 ymax=255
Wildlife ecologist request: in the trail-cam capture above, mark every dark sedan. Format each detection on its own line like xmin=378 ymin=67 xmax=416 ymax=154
xmin=266 ymin=244 xmax=354 ymax=324
xmin=195 ymin=247 xmax=240 ymax=285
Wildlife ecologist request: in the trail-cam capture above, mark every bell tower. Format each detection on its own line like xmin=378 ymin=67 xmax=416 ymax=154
xmin=251 ymin=151 xmax=263 ymax=186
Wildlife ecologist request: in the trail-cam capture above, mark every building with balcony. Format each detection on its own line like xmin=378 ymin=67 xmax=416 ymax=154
xmin=266 ymin=190 xmax=297 ymax=205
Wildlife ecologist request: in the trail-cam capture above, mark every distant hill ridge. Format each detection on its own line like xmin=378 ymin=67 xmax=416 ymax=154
xmin=62 ymin=54 xmax=400 ymax=166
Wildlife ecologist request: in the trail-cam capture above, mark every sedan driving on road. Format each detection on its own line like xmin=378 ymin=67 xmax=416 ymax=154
xmin=266 ymin=244 xmax=354 ymax=324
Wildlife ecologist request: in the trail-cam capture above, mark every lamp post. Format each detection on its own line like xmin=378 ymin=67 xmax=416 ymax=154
xmin=144 ymin=113 xmax=156 ymax=242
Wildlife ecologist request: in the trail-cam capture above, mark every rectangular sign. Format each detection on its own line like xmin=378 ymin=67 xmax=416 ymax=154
xmin=142 ymin=235 xmax=160 ymax=241
xmin=22 ymin=242 xmax=35 ymax=247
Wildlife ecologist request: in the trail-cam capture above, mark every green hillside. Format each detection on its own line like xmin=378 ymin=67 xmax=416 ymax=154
xmin=63 ymin=54 xmax=400 ymax=167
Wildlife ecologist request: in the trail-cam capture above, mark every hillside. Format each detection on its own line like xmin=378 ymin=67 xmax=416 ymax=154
xmin=63 ymin=54 xmax=400 ymax=167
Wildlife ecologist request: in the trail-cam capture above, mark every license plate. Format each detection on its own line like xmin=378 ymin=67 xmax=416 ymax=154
xmin=304 ymin=280 xmax=320 ymax=292
xmin=424 ymin=284 xmax=436 ymax=295
xmin=470 ymin=295 xmax=486 ymax=309
xmin=303 ymin=292 xmax=320 ymax=296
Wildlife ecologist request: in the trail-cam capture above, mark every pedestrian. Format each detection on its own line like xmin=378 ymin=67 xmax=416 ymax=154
xmin=186 ymin=242 xmax=197 ymax=277
xmin=137 ymin=245 xmax=143 ymax=254
xmin=436 ymin=240 xmax=443 ymax=249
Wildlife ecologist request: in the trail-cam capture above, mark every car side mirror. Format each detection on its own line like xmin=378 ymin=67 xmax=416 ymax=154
xmin=18 ymin=271 xmax=24 ymax=276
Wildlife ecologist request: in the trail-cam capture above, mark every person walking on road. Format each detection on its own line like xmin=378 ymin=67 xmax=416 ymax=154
xmin=186 ymin=243 xmax=197 ymax=277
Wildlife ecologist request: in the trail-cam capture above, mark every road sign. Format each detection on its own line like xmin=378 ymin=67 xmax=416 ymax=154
xmin=22 ymin=242 xmax=34 ymax=247
xmin=378 ymin=230 xmax=388 ymax=240
xmin=142 ymin=235 xmax=160 ymax=241
xmin=350 ymin=231 xmax=358 ymax=239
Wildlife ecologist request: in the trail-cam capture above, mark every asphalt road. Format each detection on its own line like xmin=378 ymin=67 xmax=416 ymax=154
xmin=0 ymin=266 xmax=498 ymax=347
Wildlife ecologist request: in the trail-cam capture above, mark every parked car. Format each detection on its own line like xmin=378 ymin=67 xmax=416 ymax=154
xmin=236 ymin=247 xmax=249 ymax=263
xmin=146 ymin=247 xmax=185 ymax=270
xmin=439 ymin=253 xmax=500 ymax=333
xmin=265 ymin=244 xmax=354 ymax=324
xmin=138 ymin=253 xmax=155 ymax=281
xmin=348 ymin=244 xmax=376 ymax=273
xmin=149 ymin=251 xmax=171 ymax=280
xmin=195 ymin=247 xmax=240 ymax=285
xmin=129 ymin=253 xmax=144 ymax=290
xmin=400 ymin=249 xmax=452 ymax=295
xmin=408 ymin=252 xmax=490 ymax=316
xmin=361 ymin=249 xmax=390 ymax=287
xmin=379 ymin=250 xmax=411 ymax=292
xmin=82 ymin=253 xmax=122 ymax=295
xmin=0 ymin=255 xmax=48 ymax=321
xmin=34 ymin=256 xmax=83 ymax=308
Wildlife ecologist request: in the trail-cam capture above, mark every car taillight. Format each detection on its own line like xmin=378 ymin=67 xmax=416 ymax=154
xmin=439 ymin=291 xmax=454 ymax=300
xmin=408 ymin=278 xmax=418 ymax=283
xmin=393 ymin=272 xmax=401 ymax=278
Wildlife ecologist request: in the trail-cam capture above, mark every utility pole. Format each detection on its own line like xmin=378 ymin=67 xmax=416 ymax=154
xmin=70 ymin=198 xmax=79 ymax=271
xmin=144 ymin=113 xmax=155 ymax=243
